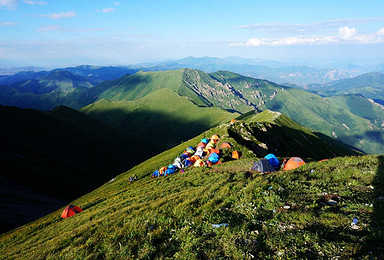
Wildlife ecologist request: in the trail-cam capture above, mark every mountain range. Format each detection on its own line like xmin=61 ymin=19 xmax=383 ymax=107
xmin=1 ymin=68 xmax=384 ymax=154
xmin=4 ymin=56 xmax=384 ymax=86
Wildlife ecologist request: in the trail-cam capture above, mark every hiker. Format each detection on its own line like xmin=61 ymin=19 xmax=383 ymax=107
xmin=129 ymin=174 xmax=137 ymax=183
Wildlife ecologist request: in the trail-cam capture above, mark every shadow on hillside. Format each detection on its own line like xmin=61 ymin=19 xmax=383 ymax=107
xmin=364 ymin=155 xmax=384 ymax=258
xmin=227 ymin=122 xmax=357 ymax=160
xmin=85 ymin=107 xmax=224 ymax=149
xmin=335 ymin=130 xmax=384 ymax=155
xmin=315 ymin=132 xmax=365 ymax=154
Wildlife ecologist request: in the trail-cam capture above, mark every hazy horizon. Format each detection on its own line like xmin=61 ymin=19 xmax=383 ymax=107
xmin=1 ymin=0 xmax=384 ymax=68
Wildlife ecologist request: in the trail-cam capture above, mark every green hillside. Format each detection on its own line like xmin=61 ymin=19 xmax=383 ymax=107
xmin=1 ymin=111 xmax=382 ymax=259
xmin=309 ymin=72 xmax=384 ymax=102
xmin=97 ymin=69 xmax=211 ymax=107
xmin=0 ymin=105 xmax=161 ymax=233
xmin=81 ymin=88 xmax=238 ymax=148
xmin=327 ymin=94 xmax=384 ymax=124
xmin=257 ymin=88 xmax=384 ymax=154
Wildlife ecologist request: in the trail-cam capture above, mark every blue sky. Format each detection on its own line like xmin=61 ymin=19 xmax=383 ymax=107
xmin=1 ymin=0 xmax=384 ymax=67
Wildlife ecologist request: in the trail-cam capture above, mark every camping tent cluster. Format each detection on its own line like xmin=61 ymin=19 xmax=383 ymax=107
xmin=152 ymin=135 xmax=238 ymax=178
xmin=251 ymin=154 xmax=306 ymax=173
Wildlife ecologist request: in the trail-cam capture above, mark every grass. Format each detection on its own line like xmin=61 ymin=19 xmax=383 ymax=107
xmin=1 ymin=113 xmax=381 ymax=259
xmin=1 ymin=154 xmax=383 ymax=259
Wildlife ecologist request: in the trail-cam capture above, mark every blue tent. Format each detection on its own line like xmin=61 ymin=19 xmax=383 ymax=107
xmin=208 ymin=153 xmax=220 ymax=164
xmin=264 ymin=153 xmax=279 ymax=169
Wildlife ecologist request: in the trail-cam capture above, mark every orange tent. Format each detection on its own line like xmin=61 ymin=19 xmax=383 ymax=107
xmin=220 ymin=142 xmax=231 ymax=148
xmin=61 ymin=205 xmax=83 ymax=219
xmin=232 ymin=151 xmax=240 ymax=159
xmin=283 ymin=157 xmax=305 ymax=171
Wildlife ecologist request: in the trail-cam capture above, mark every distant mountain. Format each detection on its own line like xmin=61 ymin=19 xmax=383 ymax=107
xmin=0 ymin=65 xmax=137 ymax=86
xmin=0 ymin=104 xmax=162 ymax=233
xmin=54 ymin=65 xmax=138 ymax=82
xmin=0 ymin=70 xmax=49 ymax=85
xmin=134 ymin=57 xmax=360 ymax=85
xmin=308 ymin=72 xmax=384 ymax=103
xmin=0 ymin=70 xmax=102 ymax=110
xmin=0 ymin=66 xmax=46 ymax=76
xmin=161 ymin=57 xmax=359 ymax=85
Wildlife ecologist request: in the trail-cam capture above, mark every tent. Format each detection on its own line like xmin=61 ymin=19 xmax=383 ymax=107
xmin=232 ymin=151 xmax=240 ymax=159
xmin=220 ymin=142 xmax=231 ymax=148
xmin=283 ymin=157 xmax=306 ymax=171
xmin=251 ymin=158 xmax=276 ymax=173
xmin=194 ymin=159 xmax=205 ymax=167
xmin=264 ymin=153 xmax=279 ymax=169
xmin=208 ymin=153 xmax=220 ymax=164
xmin=61 ymin=205 xmax=83 ymax=219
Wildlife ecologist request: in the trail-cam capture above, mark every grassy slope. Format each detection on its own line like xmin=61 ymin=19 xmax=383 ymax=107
xmin=81 ymin=88 xmax=238 ymax=148
xmin=2 ymin=112 xmax=381 ymax=259
xmin=327 ymin=94 xmax=384 ymax=124
xmin=311 ymin=72 xmax=384 ymax=100
xmin=98 ymin=69 xmax=211 ymax=107
xmin=259 ymin=88 xmax=384 ymax=154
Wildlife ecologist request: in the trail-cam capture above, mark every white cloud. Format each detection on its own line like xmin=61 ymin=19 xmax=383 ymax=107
xmin=231 ymin=26 xmax=384 ymax=47
xmin=38 ymin=25 xmax=102 ymax=32
xmin=101 ymin=7 xmax=115 ymax=13
xmin=338 ymin=27 xmax=358 ymax=40
xmin=377 ymin=28 xmax=384 ymax=37
xmin=236 ymin=18 xmax=384 ymax=33
xmin=114 ymin=1 xmax=121 ymax=5
xmin=24 ymin=0 xmax=48 ymax=5
xmin=41 ymin=11 xmax=76 ymax=19
xmin=0 ymin=21 xmax=17 ymax=26
xmin=246 ymin=38 xmax=264 ymax=47
xmin=0 ymin=0 xmax=17 ymax=9
xmin=96 ymin=7 xmax=115 ymax=13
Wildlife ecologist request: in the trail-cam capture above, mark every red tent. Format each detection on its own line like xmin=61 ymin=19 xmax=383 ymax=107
xmin=61 ymin=205 xmax=83 ymax=219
